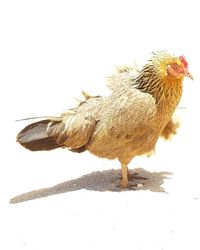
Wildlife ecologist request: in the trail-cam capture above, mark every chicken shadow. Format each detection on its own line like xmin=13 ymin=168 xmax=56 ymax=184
xmin=10 ymin=168 xmax=172 ymax=204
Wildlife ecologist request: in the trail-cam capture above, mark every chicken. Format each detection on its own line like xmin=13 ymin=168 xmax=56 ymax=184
xmin=17 ymin=51 xmax=193 ymax=188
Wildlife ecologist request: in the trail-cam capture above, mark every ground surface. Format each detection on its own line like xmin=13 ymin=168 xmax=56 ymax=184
xmin=1 ymin=105 xmax=200 ymax=250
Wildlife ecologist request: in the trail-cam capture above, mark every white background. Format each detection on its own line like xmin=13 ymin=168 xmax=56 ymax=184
xmin=1 ymin=0 xmax=200 ymax=249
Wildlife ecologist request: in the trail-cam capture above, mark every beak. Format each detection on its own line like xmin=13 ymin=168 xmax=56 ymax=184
xmin=185 ymin=69 xmax=193 ymax=80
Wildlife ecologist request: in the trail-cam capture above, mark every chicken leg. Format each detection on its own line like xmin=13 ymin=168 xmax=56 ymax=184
xmin=120 ymin=163 xmax=129 ymax=188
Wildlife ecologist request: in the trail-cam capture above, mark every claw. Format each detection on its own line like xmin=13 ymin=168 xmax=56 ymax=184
xmin=119 ymin=180 xmax=137 ymax=190
xmin=120 ymin=179 xmax=129 ymax=188
xmin=128 ymin=173 xmax=148 ymax=181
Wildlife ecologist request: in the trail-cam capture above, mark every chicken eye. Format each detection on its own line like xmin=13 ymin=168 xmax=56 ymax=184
xmin=174 ymin=64 xmax=179 ymax=70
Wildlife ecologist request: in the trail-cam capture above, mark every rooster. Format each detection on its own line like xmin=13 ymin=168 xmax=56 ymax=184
xmin=17 ymin=51 xmax=193 ymax=188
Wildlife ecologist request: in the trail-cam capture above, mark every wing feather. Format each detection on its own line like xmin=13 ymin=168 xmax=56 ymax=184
xmin=46 ymin=98 xmax=101 ymax=149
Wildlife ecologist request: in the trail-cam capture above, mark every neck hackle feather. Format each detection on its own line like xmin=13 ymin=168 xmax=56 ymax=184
xmin=134 ymin=51 xmax=183 ymax=103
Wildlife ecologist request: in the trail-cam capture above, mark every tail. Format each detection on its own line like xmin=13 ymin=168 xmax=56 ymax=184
xmin=17 ymin=119 xmax=61 ymax=151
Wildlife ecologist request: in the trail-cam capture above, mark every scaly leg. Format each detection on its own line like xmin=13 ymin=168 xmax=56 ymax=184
xmin=120 ymin=163 xmax=147 ymax=188
xmin=120 ymin=163 xmax=129 ymax=188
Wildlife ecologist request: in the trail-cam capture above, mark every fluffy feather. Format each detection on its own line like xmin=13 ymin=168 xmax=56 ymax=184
xmin=17 ymin=50 xmax=191 ymax=188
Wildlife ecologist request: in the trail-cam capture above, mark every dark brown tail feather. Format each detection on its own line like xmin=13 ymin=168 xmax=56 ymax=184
xmin=17 ymin=120 xmax=61 ymax=151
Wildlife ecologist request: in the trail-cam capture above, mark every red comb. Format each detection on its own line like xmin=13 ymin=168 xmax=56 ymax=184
xmin=179 ymin=55 xmax=188 ymax=69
